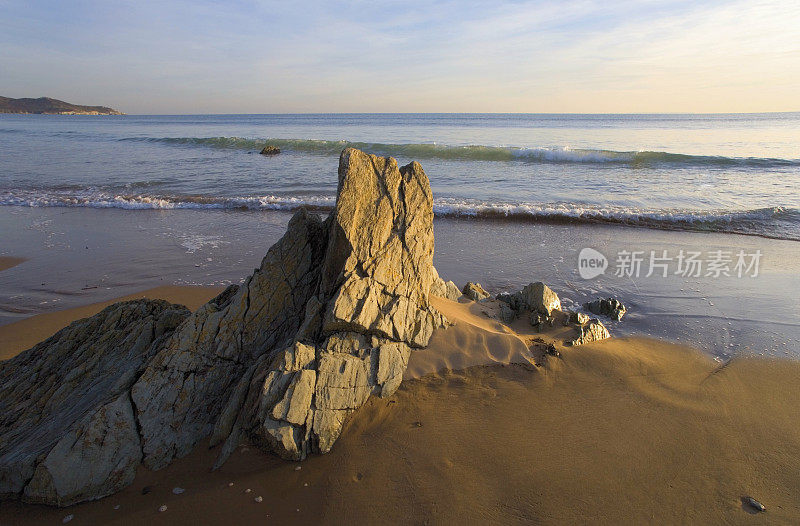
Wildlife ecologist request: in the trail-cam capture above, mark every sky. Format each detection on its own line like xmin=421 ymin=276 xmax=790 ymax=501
xmin=1 ymin=0 xmax=799 ymax=114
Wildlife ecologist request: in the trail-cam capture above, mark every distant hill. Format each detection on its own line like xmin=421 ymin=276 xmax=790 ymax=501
xmin=0 ymin=96 xmax=124 ymax=115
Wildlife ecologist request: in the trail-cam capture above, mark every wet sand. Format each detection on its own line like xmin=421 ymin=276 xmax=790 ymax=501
xmin=0 ymin=285 xmax=224 ymax=361
xmin=1 ymin=289 xmax=798 ymax=524
xmin=0 ymin=256 xmax=25 ymax=272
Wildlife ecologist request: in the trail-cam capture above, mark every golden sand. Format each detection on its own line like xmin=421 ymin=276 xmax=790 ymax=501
xmin=1 ymin=290 xmax=798 ymax=524
xmin=0 ymin=286 xmax=224 ymax=360
xmin=0 ymin=256 xmax=26 ymax=272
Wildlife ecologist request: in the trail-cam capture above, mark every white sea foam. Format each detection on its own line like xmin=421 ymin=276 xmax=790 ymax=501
xmin=1 ymin=189 xmax=796 ymax=240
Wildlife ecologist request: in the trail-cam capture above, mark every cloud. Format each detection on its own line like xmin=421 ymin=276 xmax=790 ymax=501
xmin=1 ymin=0 xmax=798 ymax=112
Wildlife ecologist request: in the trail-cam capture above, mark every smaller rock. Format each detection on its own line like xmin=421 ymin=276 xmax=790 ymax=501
xmin=462 ymin=282 xmax=489 ymax=302
xmin=244 ymin=488 xmax=252 ymax=493
xmin=114 ymin=505 xmax=120 ymax=510
xmin=529 ymin=312 xmax=543 ymax=327
xmin=444 ymin=281 xmax=461 ymax=301
xmin=744 ymin=496 xmax=766 ymax=512
xmin=570 ymin=319 xmax=610 ymax=346
xmin=255 ymin=496 xmax=263 ymax=503
xmin=62 ymin=515 xmax=74 ymax=524
xmin=172 ymin=487 xmax=185 ymax=495
xmin=259 ymin=145 xmax=281 ymax=155
xmin=569 ymin=311 xmax=590 ymax=325
xmin=496 ymin=292 xmax=513 ymax=304
xmin=228 ymin=482 xmax=234 ymax=487
xmin=520 ymin=282 xmax=561 ymax=316
xmin=159 ymin=505 xmax=167 ymax=512
xmin=294 ymin=466 xmax=302 ymax=471
xmin=430 ymin=273 xmax=462 ymax=301
xmin=498 ymin=303 xmax=515 ymax=323
xmin=545 ymin=343 xmax=560 ymax=358
xmin=584 ymin=298 xmax=627 ymax=321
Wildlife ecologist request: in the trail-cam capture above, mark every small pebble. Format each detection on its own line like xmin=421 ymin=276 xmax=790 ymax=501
xmin=304 ymin=483 xmax=308 ymax=487
xmin=159 ymin=505 xmax=168 ymax=512
xmin=62 ymin=515 xmax=74 ymax=524
xmin=113 ymin=505 xmax=120 ymax=510
xmin=244 ymin=488 xmax=252 ymax=493
xmin=254 ymin=496 xmax=263 ymax=503
xmin=228 ymin=482 xmax=234 ymax=487
xmin=172 ymin=487 xmax=185 ymax=495
xmin=294 ymin=466 xmax=302 ymax=471
xmin=744 ymin=496 xmax=766 ymax=512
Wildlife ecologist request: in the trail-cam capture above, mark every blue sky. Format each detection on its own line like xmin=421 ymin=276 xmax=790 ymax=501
xmin=1 ymin=0 xmax=799 ymax=113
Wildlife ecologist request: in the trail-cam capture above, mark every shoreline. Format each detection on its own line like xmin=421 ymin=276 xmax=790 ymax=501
xmin=0 ymin=256 xmax=26 ymax=272
xmin=0 ymin=285 xmax=224 ymax=361
xmin=1 ymin=286 xmax=798 ymax=523
xmin=2 ymin=206 xmax=798 ymax=360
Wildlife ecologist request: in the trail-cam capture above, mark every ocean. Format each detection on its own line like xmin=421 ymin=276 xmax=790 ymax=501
xmin=1 ymin=113 xmax=798 ymax=358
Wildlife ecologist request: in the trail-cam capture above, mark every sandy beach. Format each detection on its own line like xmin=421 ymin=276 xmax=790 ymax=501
xmin=0 ymin=285 xmax=224 ymax=361
xmin=0 ymin=257 xmax=25 ymax=273
xmin=3 ymin=1 xmax=799 ymax=522
xmin=1 ymin=286 xmax=797 ymax=524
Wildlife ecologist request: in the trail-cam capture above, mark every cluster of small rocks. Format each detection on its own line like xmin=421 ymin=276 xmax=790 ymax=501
xmin=463 ymin=281 xmax=627 ymax=347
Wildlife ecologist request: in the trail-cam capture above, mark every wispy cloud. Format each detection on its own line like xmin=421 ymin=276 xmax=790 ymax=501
xmin=1 ymin=0 xmax=798 ymax=112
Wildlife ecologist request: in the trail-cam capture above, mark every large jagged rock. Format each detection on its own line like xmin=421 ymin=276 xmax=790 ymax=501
xmin=130 ymin=209 xmax=329 ymax=470
xmin=0 ymin=148 xmax=448 ymax=505
xmin=0 ymin=300 xmax=189 ymax=505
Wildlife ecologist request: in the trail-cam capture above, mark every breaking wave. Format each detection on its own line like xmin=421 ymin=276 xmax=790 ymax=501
xmin=120 ymin=137 xmax=800 ymax=169
xmin=2 ymin=189 xmax=797 ymax=241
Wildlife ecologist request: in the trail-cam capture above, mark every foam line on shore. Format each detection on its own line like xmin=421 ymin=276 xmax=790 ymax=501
xmin=1 ymin=189 xmax=797 ymax=240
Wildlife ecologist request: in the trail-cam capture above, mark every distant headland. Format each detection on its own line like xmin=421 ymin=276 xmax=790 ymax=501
xmin=0 ymin=96 xmax=124 ymax=115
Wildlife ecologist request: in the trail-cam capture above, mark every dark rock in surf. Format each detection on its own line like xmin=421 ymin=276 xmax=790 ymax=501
xmin=259 ymin=145 xmax=281 ymax=155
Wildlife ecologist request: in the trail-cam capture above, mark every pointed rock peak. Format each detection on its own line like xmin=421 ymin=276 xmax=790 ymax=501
xmin=0 ymin=149 xmax=449 ymax=506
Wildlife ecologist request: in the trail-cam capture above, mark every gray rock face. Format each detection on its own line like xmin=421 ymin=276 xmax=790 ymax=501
xmin=498 ymin=302 xmax=516 ymax=323
xmin=570 ymin=319 xmax=611 ymax=346
xmin=519 ymin=282 xmax=561 ymax=317
xmin=462 ymin=282 xmax=489 ymax=302
xmin=568 ymin=310 xmax=591 ymax=325
xmin=584 ymin=298 xmax=627 ymax=321
xmin=0 ymin=300 xmax=190 ymax=505
xmin=430 ymin=269 xmax=461 ymax=301
xmin=0 ymin=148 xmax=447 ymax=505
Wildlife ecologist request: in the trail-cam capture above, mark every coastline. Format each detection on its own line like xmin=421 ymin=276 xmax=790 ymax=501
xmin=1 ymin=287 xmax=798 ymax=524
xmin=3 ymin=206 xmax=797 ymax=359
xmin=0 ymin=257 xmax=26 ymax=272
xmin=0 ymin=285 xmax=223 ymax=361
